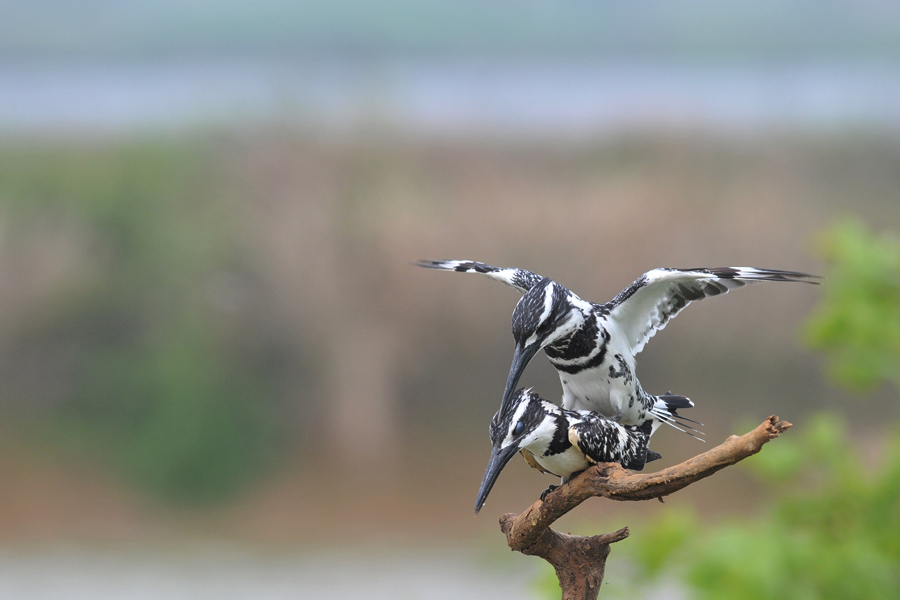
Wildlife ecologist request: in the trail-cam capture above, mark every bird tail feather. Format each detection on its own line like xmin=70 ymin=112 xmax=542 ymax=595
xmin=651 ymin=392 xmax=705 ymax=441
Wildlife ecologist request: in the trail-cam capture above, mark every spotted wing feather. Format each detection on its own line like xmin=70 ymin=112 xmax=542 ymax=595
xmin=568 ymin=414 xmax=650 ymax=470
xmin=414 ymin=259 xmax=544 ymax=294
xmin=606 ymin=267 xmax=819 ymax=355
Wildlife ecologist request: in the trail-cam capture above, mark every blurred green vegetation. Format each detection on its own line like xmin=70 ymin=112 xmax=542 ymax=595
xmin=611 ymin=414 xmax=900 ymax=600
xmin=536 ymin=220 xmax=900 ymax=599
xmin=0 ymin=142 xmax=289 ymax=503
xmin=804 ymin=221 xmax=900 ymax=392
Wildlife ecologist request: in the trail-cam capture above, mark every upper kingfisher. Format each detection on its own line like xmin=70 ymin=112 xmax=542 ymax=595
xmin=417 ymin=259 xmax=818 ymax=439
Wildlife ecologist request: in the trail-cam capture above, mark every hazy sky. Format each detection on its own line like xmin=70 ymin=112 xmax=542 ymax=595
xmin=2 ymin=1 xmax=899 ymax=58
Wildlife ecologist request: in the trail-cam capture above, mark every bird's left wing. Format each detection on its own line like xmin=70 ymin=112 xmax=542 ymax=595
xmin=568 ymin=415 xmax=648 ymax=468
xmin=606 ymin=267 xmax=819 ymax=355
xmin=414 ymin=259 xmax=544 ymax=294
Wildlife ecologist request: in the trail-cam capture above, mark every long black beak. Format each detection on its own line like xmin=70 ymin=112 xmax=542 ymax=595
xmin=474 ymin=442 xmax=520 ymax=514
xmin=499 ymin=342 xmax=540 ymax=415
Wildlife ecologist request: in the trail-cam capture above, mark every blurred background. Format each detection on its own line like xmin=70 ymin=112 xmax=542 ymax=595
xmin=1 ymin=2 xmax=899 ymax=598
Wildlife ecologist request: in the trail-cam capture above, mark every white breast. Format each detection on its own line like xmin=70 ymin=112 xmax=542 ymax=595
xmin=531 ymin=445 xmax=592 ymax=480
xmin=558 ymin=325 xmax=641 ymax=421
xmin=560 ymin=370 xmax=614 ymax=413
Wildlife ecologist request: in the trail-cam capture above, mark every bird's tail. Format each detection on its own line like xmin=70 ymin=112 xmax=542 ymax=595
xmin=650 ymin=392 xmax=704 ymax=441
xmin=623 ymin=419 xmax=657 ymax=471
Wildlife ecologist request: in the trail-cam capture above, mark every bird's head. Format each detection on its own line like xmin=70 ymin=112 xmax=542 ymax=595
xmin=475 ymin=389 xmax=555 ymax=514
xmin=499 ymin=278 xmax=585 ymax=415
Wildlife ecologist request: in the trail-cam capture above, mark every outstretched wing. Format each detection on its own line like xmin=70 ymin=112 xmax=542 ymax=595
xmin=606 ymin=267 xmax=820 ymax=355
xmin=414 ymin=259 xmax=544 ymax=294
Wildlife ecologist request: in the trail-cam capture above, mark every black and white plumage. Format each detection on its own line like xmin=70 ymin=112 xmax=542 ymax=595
xmin=416 ymin=259 xmax=819 ymax=438
xmin=475 ymin=388 xmax=654 ymax=514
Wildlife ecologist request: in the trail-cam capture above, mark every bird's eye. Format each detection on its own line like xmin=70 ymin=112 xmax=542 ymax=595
xmin=513 ymin=421 xmax=525 ymax=436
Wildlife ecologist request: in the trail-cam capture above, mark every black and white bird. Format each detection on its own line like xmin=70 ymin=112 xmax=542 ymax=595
xmin=417 ymin=259 xmax=818 ymax=438
xmin=475 ymin=388 xmax=654 ymax=514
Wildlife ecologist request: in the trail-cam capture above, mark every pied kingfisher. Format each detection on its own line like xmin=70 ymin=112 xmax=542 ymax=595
xmin=416 ymin=259 xmax=818 ymax=439
xmin=475 ymin=388 xmax=654 ymax=514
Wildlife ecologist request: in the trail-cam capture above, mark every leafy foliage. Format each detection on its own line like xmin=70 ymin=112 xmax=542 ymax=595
xmin=0 ymin=142 xmax=288 ymax=503
xmin=613 ymin=414 xmax=900 ymax=600
xmin=804 ymin=220 xmax=900 ymax=391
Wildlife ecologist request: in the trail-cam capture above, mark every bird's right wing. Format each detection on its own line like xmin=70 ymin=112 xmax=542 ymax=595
xmin=414 ymin=259 xmax=544 ymax=295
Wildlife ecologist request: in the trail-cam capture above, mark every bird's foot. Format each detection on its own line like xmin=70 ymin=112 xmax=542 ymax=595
xmin=646 ymin=449 xmax=663 ymax=463
xmin=540 ymin=484 xmax=559 ymax=502
xmin=612 ymin=407 xmax=625 ymax=422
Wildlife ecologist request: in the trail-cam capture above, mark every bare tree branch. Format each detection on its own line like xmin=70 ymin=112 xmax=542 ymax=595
xmin=498 ymin=415 xmax=792 ymax=600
